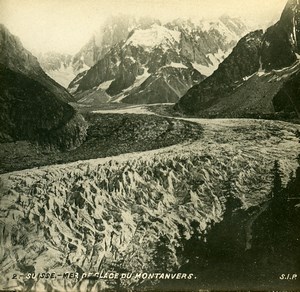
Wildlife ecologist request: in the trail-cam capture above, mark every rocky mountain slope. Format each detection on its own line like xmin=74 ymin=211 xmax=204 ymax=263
xmin=1 ymin=118 xmax=299 ymax=291
xmin=0 ymin=24 xmax=74 ymax=102
xmin=176 ymin=0 xmax=300 ymax=118
xmin=0 ymin=25 xmax=87 ymax=148
xmin=68 ymin=16 xmax=249 ymax=105
xmin=0 ymin=112 xmax=203 ymax=173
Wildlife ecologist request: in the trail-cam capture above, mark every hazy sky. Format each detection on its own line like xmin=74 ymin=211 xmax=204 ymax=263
xmin=0 ymin=0 xmax=287 ymax=54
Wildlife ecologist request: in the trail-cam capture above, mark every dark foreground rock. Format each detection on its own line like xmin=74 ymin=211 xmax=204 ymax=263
xmin=0 ymin=113 xmax=203 ymax=173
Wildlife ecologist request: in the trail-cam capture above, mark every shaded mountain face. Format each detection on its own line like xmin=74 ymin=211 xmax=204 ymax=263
xmin=0 ymin=24 xmax=74 ymax=102
xmin=261 ymin=0 xmax=300 ymax=70
xmin=0 ymin=65 xmax=87 ymax=148
xmin=177 ymin=30 xmax=264 ymax=114
xmin=68 ymin=16 xmax=249 ymax=105
xmin=0 ymin=25 xmax=87 ymax=148
xmin=176 ymin=0 xmax=300 ymax=118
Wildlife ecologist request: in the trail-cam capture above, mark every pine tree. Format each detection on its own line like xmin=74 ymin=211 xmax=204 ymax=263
xmin=271 ymin=160 xmax=283 ymax=199
xmin=152 ymin=235 xmax=174 ymax=271
xmin=223 ymin=175 xmax=242 ymax=219
xmin=269 ymin=160 xmax=288 ymax=241
xmin=181 ymin=221 xmax=207 ymax=267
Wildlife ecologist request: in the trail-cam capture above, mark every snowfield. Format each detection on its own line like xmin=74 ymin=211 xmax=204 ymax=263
xmin=45 ymin=62 xmax=90 ymax=88
xmin=0 ymin=116 xmax=300 ymax=291
xmin=124 ymin=24 xmax=181 ymax=51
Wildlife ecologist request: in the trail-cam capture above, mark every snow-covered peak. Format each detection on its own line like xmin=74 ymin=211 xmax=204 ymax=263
xmin=124 ymin=24 xmax=181 ymax=50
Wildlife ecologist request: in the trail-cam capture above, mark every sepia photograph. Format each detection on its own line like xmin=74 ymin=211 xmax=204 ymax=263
xmin=0 ymin=0 xmax=300 ymax=291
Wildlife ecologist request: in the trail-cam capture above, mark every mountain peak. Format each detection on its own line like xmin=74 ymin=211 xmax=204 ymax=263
xmin=284 ymin=0 xmax=299 ymax=9
xmin=0 ymin=23 xmax=11 ymax=34
xmin=280 ymin=0 xmax=300 ymax=22
xmin=0 ymin=23 xmax=22 ymax=47
xmin=0 ymin=23 xmax=8 ymax=32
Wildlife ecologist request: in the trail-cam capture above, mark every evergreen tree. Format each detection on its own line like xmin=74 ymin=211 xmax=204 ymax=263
xmin=152 ymin=235 xmax=174 ymax=271
xmin=269 ymin=160 xmax=289 ymax=245
xmin=223 ymin=175 xmax=242 ymax=220
xmin=271 ymin=160 xmax=283 ymax=199
xmin=181 ymin=221 xmax=207 ymax=268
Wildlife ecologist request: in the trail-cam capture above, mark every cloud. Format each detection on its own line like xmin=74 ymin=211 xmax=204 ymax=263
xmin=0 ymin=0 xmax=287 ymax=54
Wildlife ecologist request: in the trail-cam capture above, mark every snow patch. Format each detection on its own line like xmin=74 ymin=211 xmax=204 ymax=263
xmin=97 ymin=79 xmax=114 ymax=91
xmin=256 ymin=71 xmax=266 ymax=77
xmin=256 ymin=57 xmax=266 ymax=77
xmin=268 ymin=61 xmax=300 ymax=81
xmin=192 ymin=62 xmax=215 ymax=77
xmin=200 ymin=20 xmax=214 ymax=32
xmin=207 ymin=49 xmax=224 ymax=67
xmin=192 ymin=49 xmax=229 ymax=77
xmin=203 ymin=19 xmax=240 ymax=43
xmin=167 ymin=62 xmax=188 ymax=69
xmin=125 ymin=24 xmax=181 ymax=51
xmin=76 ymin=63 xmax=90 ymax=74
xmin=126 ymin=56 xmax=136 ymax=63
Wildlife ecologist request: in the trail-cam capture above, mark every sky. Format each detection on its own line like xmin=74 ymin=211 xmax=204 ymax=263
xmin=0 ymin=0 xmax=287 ymax=55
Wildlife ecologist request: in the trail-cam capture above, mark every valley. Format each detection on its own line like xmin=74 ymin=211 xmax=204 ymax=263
xmin=1 ymin=0 xmax=300 ymax=291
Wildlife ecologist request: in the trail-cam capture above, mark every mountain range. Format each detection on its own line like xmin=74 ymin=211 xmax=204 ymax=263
xmin=0 ymin=14 xmax=248 ymax=148
xmin=38 ymin=15 xmax=249 ymax=105
xmin=176 ymin=0 xmax=300 ymax=118
xmin=69 ymin=15 xmax=249 ymax=105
